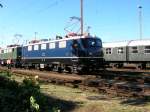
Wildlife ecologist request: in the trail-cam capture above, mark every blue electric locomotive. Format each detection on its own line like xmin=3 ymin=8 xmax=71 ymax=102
xmin=22 ymin=35 xmax=104 ymax=73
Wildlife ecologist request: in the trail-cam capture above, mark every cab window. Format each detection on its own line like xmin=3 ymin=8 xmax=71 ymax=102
xmin=82 ymin=38 xmax=102 ymax=48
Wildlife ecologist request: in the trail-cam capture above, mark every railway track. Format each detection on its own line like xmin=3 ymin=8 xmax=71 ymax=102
xmin=0 ymin=66 xmax=150 ymax=98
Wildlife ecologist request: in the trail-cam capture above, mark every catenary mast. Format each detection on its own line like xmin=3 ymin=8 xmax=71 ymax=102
xmin=138 ymin=5 xmax=143 ymax=40
xmin=80 ymin=0 xmax=84 ymax=35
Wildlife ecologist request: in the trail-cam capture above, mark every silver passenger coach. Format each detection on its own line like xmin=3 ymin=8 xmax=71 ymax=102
xmin=103 ymin=39 xmax=150 ymax=69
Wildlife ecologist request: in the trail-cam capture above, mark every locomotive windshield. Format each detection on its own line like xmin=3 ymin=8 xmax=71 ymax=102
xmin=82 ymin=38 xmax=102 ymax=48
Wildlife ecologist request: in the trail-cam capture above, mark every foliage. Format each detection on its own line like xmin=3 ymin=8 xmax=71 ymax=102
xmin=0 ymin=76 xmax=51 ymax=112
xmin=0 ymin=71 xmax=12 ymax=77
xmin=30 ymin=96 xmax=40 ymax=112
xmin=52 ymin=107 xmax=60 ymax=112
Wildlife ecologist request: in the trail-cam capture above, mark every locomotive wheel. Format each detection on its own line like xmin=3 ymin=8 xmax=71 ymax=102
xmin=58 ymin=67 xmax=63 ymax=73
xmin=77 ymin=66 xmax=89 ymax=75
xmin=141 ymin=63 xmax=146 ymax=69
xmin=65 ymin=66 xmax=73 ymax=73
xmin=115 ymin=63 xmax=123 ymax=68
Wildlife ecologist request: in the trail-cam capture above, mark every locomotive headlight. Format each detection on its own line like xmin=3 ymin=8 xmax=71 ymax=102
xmin=89 ymin=52 xmax=92 ymax=55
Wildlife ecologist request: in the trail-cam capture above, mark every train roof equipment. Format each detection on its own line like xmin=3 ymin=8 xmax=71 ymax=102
xmin=128 ymin=39 xmax=150 ymax=46
xmin=103 ymin=39 xmax=150 ymax=48
xmin=24 ymin=35 xmax=99 ymax=47
xmin=103 ymin=41 xmax=128 ymax=48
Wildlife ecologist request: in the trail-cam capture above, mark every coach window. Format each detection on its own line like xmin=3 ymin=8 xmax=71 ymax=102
xmin=49 ymin=42 xmax=55 ymax=49
xmin=132 ymin=46 xmax=138 ymax=53
xmin=1 ymin=50 xmax=3 ymax=54
xmin=8 ymin=48 xmax=12 ymax=53
xmin=144 ymin=46 xmax=150 ymax=53
xmin=4 ymin=49 xmax=7 ymax=53
xmin=41 ymin=43 xmax=46 ymax=50
xmin=6 ymin=49 xmax=8 ymax=53
xmin=4 ymin=49 xmax=6 ymax=53
xmin=106 ymin=48 xmax=112 ymax=54
xmin=117 ymin=47 xmax=123 ymax=54
xmin=59 ymin=41 xmax=66 ymax=48
xmin=7 ymin=49 xmax=9 ymax=53
xmin=1 ymin=50 xmax=4 ymax=54
xmin=28 ymin=45 xmax=32 ymax=51
xmin=12 ymin=48 xmax=14 ymax=52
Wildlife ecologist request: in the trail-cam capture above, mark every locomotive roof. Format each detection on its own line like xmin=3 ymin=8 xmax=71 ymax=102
xmin=128 ymin=39 xmax=150 ymax=46
xmin=103 ymin=39 xmax=150 ymax=48
xmin=24 ymin=36 xmax=100 ymax=46
xmin=103 ymin=41 xmax=128 ymax=48
xmin=0 ymin=45 xmax=21 ymax=50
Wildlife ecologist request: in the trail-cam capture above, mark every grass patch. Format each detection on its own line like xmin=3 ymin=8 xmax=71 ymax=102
xmin=40 ymin=83 xmax=150 ymax=112
xmin=0 ymin=71 xmax=12 ymax=77
xmin=0 ymin=72 xmax=76 ymax=112
xmin=2 ymin=71 xmax=150 ymax=112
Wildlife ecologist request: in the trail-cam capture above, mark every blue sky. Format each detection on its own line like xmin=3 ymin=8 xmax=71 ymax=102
xmin=0 ymin=0 xmax=150 ymax=47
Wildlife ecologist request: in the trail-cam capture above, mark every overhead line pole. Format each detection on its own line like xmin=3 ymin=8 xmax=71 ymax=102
xmin=138 ymin=5 xmax=143 ymax=40
xmin=35 ymin=32 xmax=38 ymax=40
xmin=80 ymin=0 xmax=83 ymax=35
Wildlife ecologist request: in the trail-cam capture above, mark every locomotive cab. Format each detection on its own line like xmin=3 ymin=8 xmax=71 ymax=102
xmin=81 ymin=37 xmax=103 ymax=57
xmin=71 ymin=36 xmax=104 ymax=73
